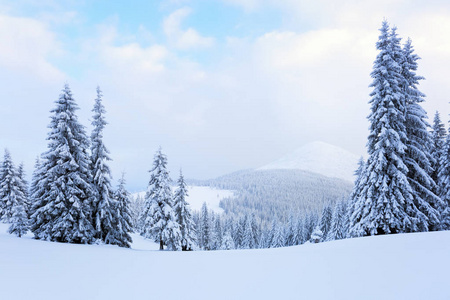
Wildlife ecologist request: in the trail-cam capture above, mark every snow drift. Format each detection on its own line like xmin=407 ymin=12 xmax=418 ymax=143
xmin=0 ymin=224 xmax=448 ymax=300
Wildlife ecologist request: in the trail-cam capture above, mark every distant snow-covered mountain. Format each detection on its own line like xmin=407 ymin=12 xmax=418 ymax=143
xmin=258 ymin=141 xmax=360 ymax=183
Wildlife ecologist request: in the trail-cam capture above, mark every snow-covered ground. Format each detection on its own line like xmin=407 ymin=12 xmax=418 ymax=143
xmin=133 ymin=185 xmax=234 ymax=213
xmin=258 ymin=141 xmax=360 ymax=182
xmin=1 ymin=223 xmax=449 ymax=300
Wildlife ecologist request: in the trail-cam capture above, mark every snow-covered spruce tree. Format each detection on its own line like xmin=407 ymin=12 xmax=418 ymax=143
xmin=258 ymin=229 xmax=270 ymax=249
xmin=310 ymin=226 xmax=323 ymax=243
xmin=241 ymin=215 xmax=255 ymax=249
xmin=348 ymin=157 xmax=367 ymax=237
xmin=211 ymin=214 xmax=223 ymax=250
xmin=284 ymin=215 xmax=296 ymax=246
xmin=174 ymin=170 xmax=196 ymax=251
xmin=438 ymin=129 xmax=450 ymax=230
xmin=193 ymin=212 xmax=203 ymax=249
xmin=265 ymin=219 xmax=276 ymax=248
xmin=29 ymin=84 xmax=95 ymax=244
xmin=350 ymin=22 xmax=414 ymax=236
xmin=90 ymin=86 xmax=116 ymax=242
xmin=318 ymin=205 xmax=333 ymax=241
xmin=431 ymin=111 xmax=446 ymax=186
xmin=270 ymin=222 xmax=285 ymax=248
xmin=142 ymin=148 xmax=181 ymax=250
xmin=16 ymin=163 xmax=29 ymax=215
xmin=328 ymin=200 xmax=347 ymax=241
xmin=0 ymin=150 xmax=29 ymax=236
xmin=107 ymin=173 xmax=133 ymax=248
xmin=293 ymin=218 xmax=304 ymax=245
xmin=250 ymin=213 xmax=260 ymax=248
xmin=200 ymin=202 xmax=211 ymax=250
xmin=402 ymin=38 xmax=441 ymax=232
xmin=302 ymin=212 xmax=318 ymax=242
xmin=234 ymin=216 xmax=245 ymax=249
xmin=221 ymin=229 xmax=235 ymax=250
xmin=8 ymin=197 xmax=29 ymax=237
xmin=130 ymin=194 xmax=145 ymax=233
xmin=9 ymin=161 xmax=29 ymax=237
xmin=0 ymin=149 xmax=17 ymax=222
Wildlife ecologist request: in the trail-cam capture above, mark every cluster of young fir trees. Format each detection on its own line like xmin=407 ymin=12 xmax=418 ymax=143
xmin=190 ymin=199 xmax=349 ymax=250
xmin=131 ymin=192 xmax=350 ymax=250
xmin=0 ymin=85 xmax=133 ymax=247
xmin=139 ymin=148 xmax=197 ymax=251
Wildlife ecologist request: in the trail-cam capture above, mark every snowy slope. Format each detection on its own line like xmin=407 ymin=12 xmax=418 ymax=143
xmin=1 ymin=223 xmax=449 ymax=300
xmin=133 ymin=185 xmax=234 ymax=213
xmin=258 ymin=141 xmax=360 ymax=182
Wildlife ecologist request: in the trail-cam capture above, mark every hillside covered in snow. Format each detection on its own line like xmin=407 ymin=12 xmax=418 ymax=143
xmin=1 ymin=223 xmax=448 ymax=300
xmin=198 ymin=168 xmax=352 ymax=222
xmin=258 ymin=141 xmax=360 ymax=182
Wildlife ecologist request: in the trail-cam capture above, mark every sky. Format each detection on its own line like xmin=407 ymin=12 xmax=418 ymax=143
xmin=1 ymin=0 xmax=450 ymax=191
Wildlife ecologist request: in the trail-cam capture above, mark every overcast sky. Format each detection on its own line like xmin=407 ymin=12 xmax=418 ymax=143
xmin=1 ymin=0 xmax=450 ymax=191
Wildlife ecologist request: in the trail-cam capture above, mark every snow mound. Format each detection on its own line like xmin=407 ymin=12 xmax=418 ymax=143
xmin=0 ymin=223 xmax=449 ymax=300
xmin=258 ymin=141 xmax=360 ymax=182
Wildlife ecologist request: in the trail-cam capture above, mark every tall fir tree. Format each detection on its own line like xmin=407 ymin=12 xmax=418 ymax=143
xmin=328 ymin=200 xmax=347 ymax=241
xmin=9 ymin=161 xmax=29 ymax=237
xmin=293 ymin=218 xmax=304 ymax=245
xmin=0 ymin=150 xmax=28 ymax=238
xmin=402 ymin=38 xmax=441 ymax=232
xmin=430 ymin=111 xmax=446 ymax=186
xmin=16 ymin=163 xmax=29 ymax=215
xmin=173 ymin=170 xmax=196 ymax=251
xmin=284 ymin=215 xmax=296 ymax=246
xmin=211 ymin=214 xmax=223 ymax=250
xmin=109 ymin=173 xmax=133 ymax=248
xmin=28 ymin=157 xmax=45 ymax=221
xmin=241 ymin=214 xmax=255 ymax=249
xmin=270 ymin=222 xmax=285 ymax=248
xmin=348 ymin=157 xmax=367 ymax=237
xmin=0 ymin=149 xmax=15 ymax=221
xmin=130 ymin=194 xmax=145 ymax=233
xmin=318 ymin=205 xmax=333 ymax=241
xmin=90 ymin=86 xmax=116 ymax=242
xmin=350 ymin=22 xmax=414 ymax=236
xmin=29 ymin=84 xmax=95 ymax=244
xmin=438 ymin=125 xmax=450 ymax=230
xmin=303 ymin=212 xmax=318 ymax=242
xmin=265 ymin=219 xmax=277 ymax=248
xmin=250 ymin=213 xmax=260 ymax=248
xmin=200 ymin=202 xmax=211 ymax=250
xmin=142 ymin=148 xmax=181 ymax=250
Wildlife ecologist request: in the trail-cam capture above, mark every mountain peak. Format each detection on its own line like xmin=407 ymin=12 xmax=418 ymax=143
xmin=258 ymin=141 xmax=360 ymax=182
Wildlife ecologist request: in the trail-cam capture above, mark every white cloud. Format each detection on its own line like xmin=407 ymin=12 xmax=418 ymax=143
xmin=0 ymin=14 xmax=63 ymax=81
xmin=103 ymin=43 xmax=168 ymax=73
xmin=222 ymin=0 xmax=262 ymax=11
xmin=163 ymin=7 xmax=214 ymax=50
xmin=3 ymin=1 xmax=450 ymax=190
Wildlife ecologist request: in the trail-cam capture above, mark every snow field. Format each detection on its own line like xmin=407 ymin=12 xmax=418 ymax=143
xmin=1 ymin=223 xmax=449 ymax=300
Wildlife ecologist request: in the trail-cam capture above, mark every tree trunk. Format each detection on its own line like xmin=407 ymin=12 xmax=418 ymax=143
xmin=159 ymin=240 xmax=164 ymax=250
